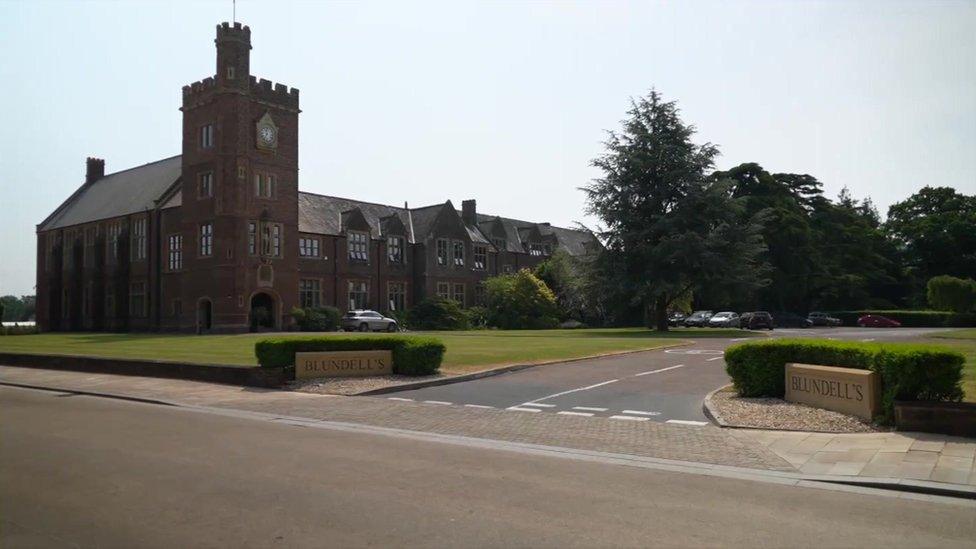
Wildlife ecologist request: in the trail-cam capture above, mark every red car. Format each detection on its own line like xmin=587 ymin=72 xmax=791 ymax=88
xmin=857 ymin=314 xmax=901 ymax=328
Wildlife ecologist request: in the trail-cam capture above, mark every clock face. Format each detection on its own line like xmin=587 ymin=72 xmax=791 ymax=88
xmin=258 ymin=126 xmax=276 ymax=146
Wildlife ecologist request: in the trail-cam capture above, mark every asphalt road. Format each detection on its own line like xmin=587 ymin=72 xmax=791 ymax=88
xmin=2 ymin=385 xmax=973 ymax=548
xmin=388 ymin=327 xmax=946 ymax=424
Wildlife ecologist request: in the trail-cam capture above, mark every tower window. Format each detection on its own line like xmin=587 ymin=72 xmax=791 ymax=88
xmin=200 ymin=124 xmax=214 ymax=149
xmin=254 ymin=173 xmax=275 ymax=198
xmin=167 ymin=234 xmax=183 ymax=271
xmin=199 ymin=223 xmax=213 ymax=257
xmin=199 ymin=172 xmax=213 ymax=198
xmin=227 ymin=66 xmax=236 ymax=80
xmin=247 ymin=221 xmax=257 ymax=255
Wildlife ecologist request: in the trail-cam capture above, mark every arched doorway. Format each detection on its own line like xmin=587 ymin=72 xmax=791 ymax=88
xmin=250 ymin=292 xmax=275 ymax=331
xmin=197 ymin=299 xmax=213 ymax=333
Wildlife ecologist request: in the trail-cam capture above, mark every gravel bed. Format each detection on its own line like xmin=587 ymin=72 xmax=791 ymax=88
xmin=709 ymin=387 xmax=887 ymax=433
xmin=289 ymin=374 xmax=446 ymax=395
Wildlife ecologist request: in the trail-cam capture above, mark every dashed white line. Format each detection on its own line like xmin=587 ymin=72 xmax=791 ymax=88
xmin=558 ymin=411 xmax=594 ymax=417
xmin=424 ymin=400 xmax=452 ymax=405
xmin=730 ymin=337 xmax=748 ymax=342
xmin=706 ymin=356 xmax=724 ymax=362
xmin=526 ymin=379 xmax=619 ymax=403
xmin=573 ymin=406 xmax=608 ymax=412
xmin=506 ymin=406 xmax=541 ymax=413
xmin=622 ymin=410 xmax=659 ymax=416
xmin=387 ymin=397 xmax=413 ymax=402
xmin=519 ymin=403 xmax=556 ymax=408
xmin=635 ymin=364 xmax=684 ymax=377
xmin=860 ymin=338 xmax=876 ymax=342
xmin=666 ymin=419 xmax=709 ymax=426
xmin=610 ymin=415 xmax=649 ymax=422
xmin=464 ymin=404 xmax=494 ymax=409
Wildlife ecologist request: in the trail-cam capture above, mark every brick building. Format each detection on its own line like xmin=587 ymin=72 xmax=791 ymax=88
xmin=35 ymin=22 xmax=598 ymax=333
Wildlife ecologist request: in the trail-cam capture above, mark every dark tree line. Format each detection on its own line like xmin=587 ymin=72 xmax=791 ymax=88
xmin=582 ymin=89 xmax=976 ymax=330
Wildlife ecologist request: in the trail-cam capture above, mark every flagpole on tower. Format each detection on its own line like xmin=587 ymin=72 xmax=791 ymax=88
xmin=233 ymin=0 xmax=236 ymax=24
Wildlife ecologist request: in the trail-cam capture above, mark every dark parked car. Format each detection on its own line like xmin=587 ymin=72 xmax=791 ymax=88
xmin=708 ymin=311 xmax=740 ymax=328
xmin=668 ymin=312 xmax=687 ymax=327
xmin=683 ymin=310 xmax=714 ymax=328
xmin=771 ymin=312 xmax=813 ymax=328
xmin=808 ymin=311 xmax=842 ymax=327
xmin=858 ymin=314 xmax=901 ymax=328
xmin=741 ymin=311 xmax=774 ymax=330
xmin=341 ymin=310 xmax=399 ymax=332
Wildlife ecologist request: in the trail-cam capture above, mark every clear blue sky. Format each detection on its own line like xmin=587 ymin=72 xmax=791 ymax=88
xmin=1 ymin=0 xmax=974 ymax=296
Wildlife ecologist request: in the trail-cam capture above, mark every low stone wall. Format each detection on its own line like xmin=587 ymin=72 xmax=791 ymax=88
xmin=894 ymin=401 xmax=976 ymax=437
xmin=0 ymin=352 xmax=285 ymax=388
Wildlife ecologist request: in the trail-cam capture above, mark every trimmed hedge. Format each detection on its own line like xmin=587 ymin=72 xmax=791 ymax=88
xmin=829 ymin=310 xmax=976 ymax=328
xmin=255 ymin=336 xmax=446 ymax=376
xmin=725 ymin=339 xmax=964 ymax=422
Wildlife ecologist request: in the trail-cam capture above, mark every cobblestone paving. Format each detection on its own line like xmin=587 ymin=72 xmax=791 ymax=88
xmin=0 ymin=366 xmax=794 ymax=471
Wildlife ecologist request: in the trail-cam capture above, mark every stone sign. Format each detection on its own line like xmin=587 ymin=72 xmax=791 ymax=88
xmin=295 ymin=350 xmax=393 ymax=379
xmin=785 ymin=363 xmax=880 ymax=420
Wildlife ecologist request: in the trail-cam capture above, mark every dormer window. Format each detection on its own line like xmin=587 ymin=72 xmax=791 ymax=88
xmin=436 ymin=239 xmax=448 ymax=266
xmin=348 ymin=231 xmax=369 ymax=261
xmin=474 ymin=245 xmax=486 ymax=270
xmin=529 ymin=244 xmax=545 ymax=256
xmin=388 ymin=235 xmax=404 ymax=264
xmin=452 ymin=240 xmax=465 ymax=267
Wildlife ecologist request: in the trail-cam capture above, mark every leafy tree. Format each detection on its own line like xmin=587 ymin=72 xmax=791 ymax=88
xmin=484 ymin=270 xmax=559 ymax=329
xmin=886 ymin=187 xmax=976 ymax=303
xmin=0 ymin=295 xmax=34 ymax=322
xmin=927 ymin=275 xmax=976 ymax=313
xmin=407 ymin=298 xmax=470 ymax=331
xmin=534 ymin=250 xmax=588 ymax=321
xmin=583 ymin=90 xmax=769 ymax=330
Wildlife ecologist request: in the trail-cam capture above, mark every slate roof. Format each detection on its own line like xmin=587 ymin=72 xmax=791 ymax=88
xmin=40 ymin=153 xmax=597 ymax=256
xmin=39 ymin=155 xmax=182 ymax=231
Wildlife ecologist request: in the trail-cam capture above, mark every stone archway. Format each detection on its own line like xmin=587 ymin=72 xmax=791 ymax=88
xmin=197 ymin=298 xmax=213 ymax=333
xmin=250 ymin=292 xmax=275 ymax=331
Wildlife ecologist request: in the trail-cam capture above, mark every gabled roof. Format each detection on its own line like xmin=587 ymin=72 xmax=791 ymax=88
xmin=298 ymin=192 xmax=413 ymax=241
xmin=39 ymin=155 xmax=182 ymax=231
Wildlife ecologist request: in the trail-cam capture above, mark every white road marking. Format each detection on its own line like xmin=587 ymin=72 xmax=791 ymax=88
xmin=665 ymin=349 xmax=723 ymax=355
xmin=424 ymin=400 xmax=452 ymax=405
xmin=860 ymin=338 xmax=876 ymax=342
xmin=526 ymin=379 xmax=619 ymax=403
xmin=506 ymin=406 xmax=541 ymax=413
xmin=610 ymin=415 xmax=650 ymax=422
xmin=573 ymin=406 xmax=608 ymax=412
xmin=519 ymin=403 xmax=556 ymax=408
xmin=706 ymin=356 xmax=724 ymax=362
xmin=730 ymin=337 xmax=748 ymax=342
xmin=622 ymin=410 xmax=660 ymax=416
xmin=635 ymin=364 xmax=685 ymax=377
xmin=558 ymin=411 xmax=594 ymax=417
xmin=387 ymin=397 xmax=413 ymax=402
xmin=464 ymin=404 xmax=494 ymax=409
xmin=666 ymin=419 xmax=708 ymax=426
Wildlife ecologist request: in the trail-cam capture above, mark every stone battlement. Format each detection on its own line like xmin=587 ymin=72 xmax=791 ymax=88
xmin=249 ymin=76 xmax=300 ymax=108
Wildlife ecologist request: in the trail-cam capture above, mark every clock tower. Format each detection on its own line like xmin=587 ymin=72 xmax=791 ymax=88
xmin=177 ymin=22 xmax=300 ymax=332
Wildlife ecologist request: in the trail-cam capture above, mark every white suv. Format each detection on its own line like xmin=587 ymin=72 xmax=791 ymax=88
xmin=341 ymin=310 xmax=399 ymax=332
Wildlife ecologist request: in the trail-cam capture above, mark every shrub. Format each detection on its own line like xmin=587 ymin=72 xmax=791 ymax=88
xmin=725 ymin=339 xmax=964 ymax=422
xmin=254 ymin=335 xmax=446 ymax=376
xmin=291 ymin=306 xmax=341 ymax=332
xmin=927 ymin=275 xmax=976 ymax=313
xmin=485 ymin=270 xmax=560 ymax=329
xmin=407 ymin=298 xmax=470 ymax=331
xmin=828 ymin=310 xmax=976 ymax=328
xmin=464 ymin=306 xmax=489 ymax=329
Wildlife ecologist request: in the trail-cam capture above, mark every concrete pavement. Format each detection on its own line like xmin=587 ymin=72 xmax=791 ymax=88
xmin=3 ymin=385 xmax=975 ymax=548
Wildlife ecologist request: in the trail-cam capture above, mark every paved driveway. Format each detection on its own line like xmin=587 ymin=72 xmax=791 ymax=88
xmin=384 ymin=327 xmax=946 ymax=425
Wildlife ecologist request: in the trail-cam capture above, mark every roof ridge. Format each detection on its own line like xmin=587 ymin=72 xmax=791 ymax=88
xmin=97 ymin=154 xmax=182 ymax=180
xmin=299 ymin=191 xmax=406 ymax=211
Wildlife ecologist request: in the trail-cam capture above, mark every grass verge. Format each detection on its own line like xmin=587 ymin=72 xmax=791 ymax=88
xmin=0 ymin=327 xmax=758 ymax=374
xmin=929 ymin=329 xmax=976 ymax=402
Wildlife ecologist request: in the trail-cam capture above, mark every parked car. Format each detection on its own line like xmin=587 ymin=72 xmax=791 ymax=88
xmin=341 ymin=310 xmax=399 ymax=332
xmin=857 ymin=314 xmax=901 ymax=328
xmin=740 ymin=311 xmax=774 ymax=330
xmin=808 ymin=311 xmax=842 ymax=327
xmin=708 ymin=311 xmax=740 ymax=328
xmin=770 ymin=312 xmax=813 ymax=328
xmin=667 ymin=312 xmax=687 ymax=326
xmin=683 ymin=310 xmax=714 ymax=327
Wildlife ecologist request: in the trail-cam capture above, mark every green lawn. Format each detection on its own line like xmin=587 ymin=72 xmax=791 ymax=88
xmin=0 ymin=328 xmax=755 ymax=374
xmin=929 ymin=329 xmax=976 ymax=402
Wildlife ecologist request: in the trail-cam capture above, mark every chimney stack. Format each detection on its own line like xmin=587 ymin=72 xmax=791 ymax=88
xmin=461 ymin=199 xmax=477 ymax=226
xmin=85 ymin=157 xmax=105 ymax=185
